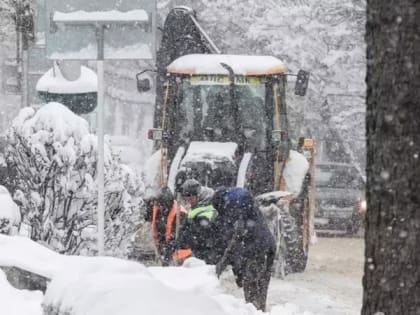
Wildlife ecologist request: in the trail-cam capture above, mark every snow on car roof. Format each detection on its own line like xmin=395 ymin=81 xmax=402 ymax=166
xmin=167 ymin=54 xmax=288 ymax=76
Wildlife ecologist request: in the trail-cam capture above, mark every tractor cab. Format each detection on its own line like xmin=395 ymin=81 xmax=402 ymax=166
xmin=147 ymin=54 xmax=309 ymax=194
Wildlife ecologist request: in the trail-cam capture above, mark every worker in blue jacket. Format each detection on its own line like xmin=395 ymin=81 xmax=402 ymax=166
xmin=212 ymin=187 xmax=275 ymax=311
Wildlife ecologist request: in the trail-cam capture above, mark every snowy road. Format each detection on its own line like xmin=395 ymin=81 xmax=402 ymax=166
xmin=269 ymin=237 xmax=364 ymax=315
xmin=221 ymin=236 xmax=364 ymax=315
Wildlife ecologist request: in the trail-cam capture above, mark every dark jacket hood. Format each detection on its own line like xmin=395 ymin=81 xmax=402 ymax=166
xmin=212 ymin=187 xmax=255 ymax=221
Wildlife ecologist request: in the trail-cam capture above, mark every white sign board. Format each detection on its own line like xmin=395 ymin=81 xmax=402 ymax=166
xmin=45 ymin=0 xmax=156 ymax=60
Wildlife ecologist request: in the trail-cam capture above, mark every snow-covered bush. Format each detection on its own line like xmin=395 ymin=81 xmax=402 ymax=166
xmin=5 ymin=103 xmax=144 ymax=256
xmin=0 ymin=185 xmax=21 ymax=235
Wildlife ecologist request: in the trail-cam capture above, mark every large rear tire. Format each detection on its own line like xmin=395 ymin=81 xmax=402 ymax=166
xmin=287 ymin=220 xmax=309 ymax=273
xmin=288 ymin=180 xmax=310 ymax=273
xmin=258 ymin=200 xmax=304 ymax=277
xmin=280 ymin=206 xmax=307 ymax=274
xmin=272 ymin=207 xmax=287 ymax=279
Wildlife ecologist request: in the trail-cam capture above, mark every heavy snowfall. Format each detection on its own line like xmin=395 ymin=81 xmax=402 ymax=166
xmin=0 ymin=0 xmax=369 ymax=315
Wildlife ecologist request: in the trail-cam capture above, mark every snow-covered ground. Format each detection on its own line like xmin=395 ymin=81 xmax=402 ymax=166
xmin=268 ymin=237 xmax=363 ymax=315
xmin=218 ymin=237 xmax=364 ymax=315
xmin=0 ymin=269 xmax=42 ymax=315
xmin=0 ymin=235 xmax=363 ymax=315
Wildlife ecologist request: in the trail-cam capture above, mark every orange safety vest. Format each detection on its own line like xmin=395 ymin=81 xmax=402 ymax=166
xmin=151 ymin=201 xmax=192 ymax=262
xmin=151 ymin=200 xmax=187 ymax=243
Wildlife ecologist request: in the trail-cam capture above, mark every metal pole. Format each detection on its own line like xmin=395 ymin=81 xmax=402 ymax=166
xmin=21 ymin=0 xmax=31 ymax=108
xmin=97 ymin=59 xmax=105 ymax=255
xmin=17 ymin=31 xmax=23 ymax=107
xmin=22 ymin=48 xmax=29 ymax=107
xmin=97 ymin=25 xmax=105 ymax=256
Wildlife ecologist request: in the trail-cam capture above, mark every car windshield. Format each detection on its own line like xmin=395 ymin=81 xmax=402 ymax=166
xmin=177 ymin=75 xmax=267 ymax=149
xmin=316 ymin=164 xmax=364 ymax=189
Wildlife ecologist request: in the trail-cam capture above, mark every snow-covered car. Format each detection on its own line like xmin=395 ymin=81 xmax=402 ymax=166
xmin=314 ymin=162 xmax=365 ymax=235
xmin=347 ymin=191 xmax=367 ymax=235
xmin=0 ymin=185 xmax=21 ymax=235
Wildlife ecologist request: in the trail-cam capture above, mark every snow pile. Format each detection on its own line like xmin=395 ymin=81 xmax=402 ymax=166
xmin=43 ymin=257 xmax=153 ymax=315
xmin=0 ymin=185 xmax=21 ymax=235
xmin=180 ymin=141 xmax=238 ymax=166
xmin=283 ymin=150 xmax=310 ymax=197
xmin=0 ymin=269 xmax=43 ymax=315
xmin=44 ymin=256 xmax=261 ymax=315
xmin=0 ymin=235 xmax=316 ymax=315
xmin=142 ymin=148 xmax=163 ymax=199
xmin=0 ymin=235 xmax=63 ymax=279
xmin=44 ymin=259 xmax=231 ymax=315
xmin=36 ymin=65 xmax=97 ymax=94
xmin=14 ymin=102 xmax=91 ymax=146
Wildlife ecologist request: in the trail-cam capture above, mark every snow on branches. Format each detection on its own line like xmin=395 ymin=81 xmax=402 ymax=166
xmin=5 ymin=103 xmax=144 ymax=257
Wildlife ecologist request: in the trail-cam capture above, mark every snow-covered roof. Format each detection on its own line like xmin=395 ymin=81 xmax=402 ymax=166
xmin=36 ymin=65 xmax=97 ymax=94
xmin=53 ymin=10 xmax=149 ymax=23
xmin=167 ymin=54 xmax=288 ymax=76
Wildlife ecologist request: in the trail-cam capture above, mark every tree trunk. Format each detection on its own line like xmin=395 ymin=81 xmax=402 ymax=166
xmin=364 ymin=1 xmax=420 ymax=314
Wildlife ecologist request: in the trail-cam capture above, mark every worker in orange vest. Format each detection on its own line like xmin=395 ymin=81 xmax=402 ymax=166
xmin=146 ymin=186 xmax=190 ymax=265
xmin=172 ymin=179 xmax=217 ymax=264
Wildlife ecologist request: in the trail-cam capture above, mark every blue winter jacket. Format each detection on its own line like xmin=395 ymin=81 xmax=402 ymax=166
xmin=211 ymin=187 xmax=276 ymax=273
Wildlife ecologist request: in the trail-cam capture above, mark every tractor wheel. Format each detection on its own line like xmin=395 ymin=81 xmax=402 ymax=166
xmin=259 ymin=201 xmax=302 ymax=277
xmin=279 ymin=206 xmax=307 ymax=274
xmin=272 ymin=207 xmax=287 ymax=279
xmin=257 ymin=191 xmax=308 ymax=277
xmin=288 ymin=182 xmax=310 ymax=273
